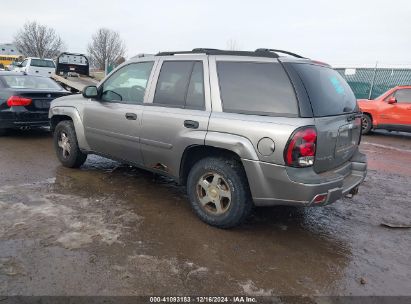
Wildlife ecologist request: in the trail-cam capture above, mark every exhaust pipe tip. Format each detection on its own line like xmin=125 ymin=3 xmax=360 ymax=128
xmin=345 ymin=186 xmax=359 ymax=199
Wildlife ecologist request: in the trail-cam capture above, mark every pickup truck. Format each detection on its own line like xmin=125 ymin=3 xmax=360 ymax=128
xmin=358 ymin=86 xmax=411 ymax=134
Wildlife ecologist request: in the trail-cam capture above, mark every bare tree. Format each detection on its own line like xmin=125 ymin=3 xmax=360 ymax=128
xmin=87 ymin=28 xmax=126 ymax=70
xmin=14 ymin=21 xmax=65 ymax=58
xmin=226 ymin=39 xmax=241 ymax=51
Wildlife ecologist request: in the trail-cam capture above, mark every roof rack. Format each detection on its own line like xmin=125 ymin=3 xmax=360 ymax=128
xmin=156 ymin=48 xmax=279 ymax=58
xmin=155 ymin=48 xmax=308 ymax=59
xmin=255 ymin=48 xmax=307 ymax=59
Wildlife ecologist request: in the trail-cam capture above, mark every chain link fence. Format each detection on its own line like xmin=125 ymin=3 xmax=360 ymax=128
xmin=335 ymin=65 xmax=411 ymax=99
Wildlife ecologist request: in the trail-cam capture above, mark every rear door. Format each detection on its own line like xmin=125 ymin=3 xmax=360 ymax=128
xmin=83 ymin=60 xmax=155 ymax=165
xmin=289 ymin=63 xmax=361 ymax=173
xmin=141 ymin=57 xmax=210 ymax=177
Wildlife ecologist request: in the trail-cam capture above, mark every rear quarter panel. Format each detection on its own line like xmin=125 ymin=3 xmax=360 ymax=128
xmin=207 ymin=112 xmax=314 ymax=165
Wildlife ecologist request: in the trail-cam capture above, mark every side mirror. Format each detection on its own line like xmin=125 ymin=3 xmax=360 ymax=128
xmin=388 ymin=97 xmax=397 ymax=104
xmin=82 ymin=85 xmax=98 ymax=98
xmin=17 ymin=63 xmax=23 ymax=68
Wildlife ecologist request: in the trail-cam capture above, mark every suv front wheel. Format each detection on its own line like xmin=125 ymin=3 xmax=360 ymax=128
xmin=361 ymin=114 xmax=372 ymax=135
xmin=54 ymin=120 xmax=87 ymax=168
xmin=187 ymin=157 xmax=253 ymax=228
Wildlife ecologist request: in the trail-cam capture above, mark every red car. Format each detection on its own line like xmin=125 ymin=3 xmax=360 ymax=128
xmin=358 ymin=85 xmax=411 ymax=134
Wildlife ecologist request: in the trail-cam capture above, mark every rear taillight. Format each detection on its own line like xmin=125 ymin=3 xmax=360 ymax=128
xmin=284 ymin=126 xmax=317 ymax=167
xmin=7 ymin=96 xmax=32 ymax=107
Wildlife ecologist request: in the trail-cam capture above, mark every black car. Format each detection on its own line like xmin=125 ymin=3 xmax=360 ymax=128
xmin=0 ymin=72 xmax=70 ymax=135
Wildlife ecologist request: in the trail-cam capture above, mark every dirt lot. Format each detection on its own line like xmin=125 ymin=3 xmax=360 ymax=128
xmin=0 ymin=129 xmax=410 ymax=297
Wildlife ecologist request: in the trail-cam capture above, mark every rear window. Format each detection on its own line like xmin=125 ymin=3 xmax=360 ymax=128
xmin=217 ymin=62 xmax=298 ymax=116
xmin=30 ymin=59 xmax=55 ymax=68
xmin=292 ymin=63 xmax=357 ymax=117
xmin=1 ymin=75 xmax=62 ymax=90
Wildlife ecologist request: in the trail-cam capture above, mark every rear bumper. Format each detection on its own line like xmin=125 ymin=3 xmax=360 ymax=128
xmin=0 ymin=111 xmax=50 ymax=128
xmin=243 ymin=149 xmax=367 ymax=207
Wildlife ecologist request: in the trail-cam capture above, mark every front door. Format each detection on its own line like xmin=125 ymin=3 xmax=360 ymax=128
xmin=380 ymin=88 xmax=411 ymax=130
xmin=83 ymin=61 xmax=155 ymax=164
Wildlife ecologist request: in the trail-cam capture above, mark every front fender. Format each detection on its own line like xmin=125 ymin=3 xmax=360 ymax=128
xmin=49 ymin=106 xmax=90 ymax=151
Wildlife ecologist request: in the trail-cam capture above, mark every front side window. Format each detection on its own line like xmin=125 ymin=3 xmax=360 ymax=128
xmin=394 ymin=89 xmax=411 ymax=103
xmin=101 ymin=61 xmax=154 ymax=104
xmin=153 ymin=61 xmax=205 ymax=109
xmin=21 ymin=59 xmax=27 ymax=67
xmin=217 ymin=62 xmax=298 ymax=116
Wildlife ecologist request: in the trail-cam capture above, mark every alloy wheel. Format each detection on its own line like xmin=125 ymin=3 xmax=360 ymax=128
xmin=361 ymin=116 xmax=368 ymax=131
xmin=57 ymin=132 xmax=71 ymax=159
xmin=196 ymin=172 xmax=232 ymax=215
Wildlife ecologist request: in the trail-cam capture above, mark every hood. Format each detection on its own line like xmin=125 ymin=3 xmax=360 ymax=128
xmin=51 ymin=93 xmax=83 ymax=107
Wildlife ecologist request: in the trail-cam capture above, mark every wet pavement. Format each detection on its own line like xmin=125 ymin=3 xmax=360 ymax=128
xmin=0 ymin=129 xmax=410 ymax=297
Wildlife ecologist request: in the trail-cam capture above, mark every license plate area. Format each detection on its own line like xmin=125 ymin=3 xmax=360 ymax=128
xmin=336 ymin=124 xmax=356 ymax=153
xmin=34 ymin=100 xmax=51 ymax=109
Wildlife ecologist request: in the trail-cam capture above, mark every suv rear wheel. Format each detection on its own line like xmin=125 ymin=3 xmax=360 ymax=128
xmin=54 ymin=120 xmax=87 ymax=168
xmin=187 ymin=157 xmax=253 ymax=228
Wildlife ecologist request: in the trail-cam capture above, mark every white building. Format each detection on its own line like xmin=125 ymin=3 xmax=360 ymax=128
xmin=0 ymin=43 xmax=22 ymax=56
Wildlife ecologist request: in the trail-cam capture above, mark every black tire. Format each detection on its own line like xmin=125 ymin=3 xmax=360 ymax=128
xmin=187 ymin=157 xmax=253 ymax=228
xmin=53 ymin=120 xmax=87 ymax=168
xmin=361 ymin=114 xmax=372 ymax=135
xmin=0 ymin=128 xmax=7 ymax=136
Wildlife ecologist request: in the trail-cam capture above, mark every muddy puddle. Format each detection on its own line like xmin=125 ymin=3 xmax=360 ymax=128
xmin=0 ymin=129 xmax=410 ymax=296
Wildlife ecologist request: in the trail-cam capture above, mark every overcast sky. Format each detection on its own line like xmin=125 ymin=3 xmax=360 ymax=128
xmin=1 ymin=0 xmax=410 ymax=65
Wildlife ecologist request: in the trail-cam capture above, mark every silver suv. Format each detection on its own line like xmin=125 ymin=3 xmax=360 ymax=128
xmin=49 ymin=48 xmax=367 ymax=228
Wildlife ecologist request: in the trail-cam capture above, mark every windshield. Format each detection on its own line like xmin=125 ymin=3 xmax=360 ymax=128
xmin=2 ymin=75 xmax=62 ymax=90
xmin=292 ymin=63 xmax=358 ymax=117
xmin=31 ymin=59 xmax=55 ymax=68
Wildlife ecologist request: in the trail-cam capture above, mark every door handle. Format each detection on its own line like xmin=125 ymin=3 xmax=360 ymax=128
xmin=125 ymin=113 xmax=137 ymax=120
xmin=184 ymin=120 xmax=199 ymax=129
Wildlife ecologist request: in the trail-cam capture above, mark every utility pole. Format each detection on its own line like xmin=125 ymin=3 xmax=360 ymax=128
xmin=368 ymin=61 xmax=378 ymax=99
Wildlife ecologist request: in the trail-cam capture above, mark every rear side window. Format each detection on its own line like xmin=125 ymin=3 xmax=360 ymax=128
xmin=153 ymin=61 xmax=205 ymax=109
xmin=217 ymin=62 xmax=298 ymax=116
xmin=291 ymin=63 xmax=357 ymax=117
xmin=30 ymin=59 xmax=55 ymax=68
xmin=394 ymin=89 xmax=411 ymax=103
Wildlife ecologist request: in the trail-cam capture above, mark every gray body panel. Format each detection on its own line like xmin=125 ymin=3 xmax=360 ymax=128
xmin=140 ymin=106 xmax=209 ymax=176
xmin=49 ymin=53 xmax=367 ymax=207
xmin=314 ymin=115 xmax=362 ymax=173
xmin=83 ymin=101 xmax=144 ymax=164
